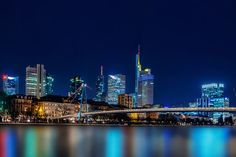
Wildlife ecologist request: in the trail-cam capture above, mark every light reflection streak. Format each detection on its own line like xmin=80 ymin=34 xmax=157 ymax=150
xmin=6 ymin=129 xmax=16 ymax=157
xmin=190 ymin=128 xmax=229 ymax=157
xmin=24 ymin=129 xmax=37 ymax=157
xmin=106 ymin=128 xmax=124 ymax=157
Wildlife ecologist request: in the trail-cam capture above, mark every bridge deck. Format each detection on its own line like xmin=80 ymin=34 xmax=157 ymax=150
xmin=49 ymin=107 xmax=236 ymax=119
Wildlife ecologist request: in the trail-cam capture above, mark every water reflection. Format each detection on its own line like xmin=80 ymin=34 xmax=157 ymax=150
xmin=7 ymin=129 xmax=17 ymax=157
xmin=190 ymin=128 xmax=229 ymax=157
xmin=0 ymin=126 xmax=235 ymax=157
xmin=106 ymin=128 xmax=123 ymax=157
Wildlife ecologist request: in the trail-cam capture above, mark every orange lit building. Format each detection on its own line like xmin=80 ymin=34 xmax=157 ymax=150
xmin=118 ymin=94 xmax=133 ymax=108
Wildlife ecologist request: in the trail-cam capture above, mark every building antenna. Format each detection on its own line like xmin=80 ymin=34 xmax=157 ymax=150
xmin=138 ymin=44 xmax=141 ymax=56
xmin=101 ymin=65 xmax=103 ymax=76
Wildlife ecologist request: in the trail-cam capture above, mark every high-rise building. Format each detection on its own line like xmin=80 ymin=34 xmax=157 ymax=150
xmin=26 ymin=64 xmax=46 ymax=98
xmin=94 ymin=66 xmax=106 ymax=102
xmin=198 ymin=83 xmax=229 ymax=121
xmin=2 ymin=75 xmax=19 ymax=95
xmin=107 ymin=74 xmax=126 ymax=105
xmin=138 ymin=69 xmax=154 ymax=107
xmin=45 ymin=74 xmax=54 ymax=95
xmin=134 ymin=45 xmax=154 ymax=107
xmin=134 ymin=45 xmax=142 ymax=108
xmin=69 ymin=76 xmax=84 ymax=100
xmin=202 ymin=83 xmax=224 ymax=98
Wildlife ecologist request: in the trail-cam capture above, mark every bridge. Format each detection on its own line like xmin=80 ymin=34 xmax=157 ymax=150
xmin=49 ymin=107 xmax=236 ymax=120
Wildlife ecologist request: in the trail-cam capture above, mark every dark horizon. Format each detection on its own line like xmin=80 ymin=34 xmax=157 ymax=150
xmin=1 ymin=0 xmax=236 ymax=105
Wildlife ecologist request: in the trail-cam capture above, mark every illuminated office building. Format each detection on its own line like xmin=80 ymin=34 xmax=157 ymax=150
xmin=134 ymin=45 xmax=142 ymax=108
xmin=94 ymin=66 xmax=106 ymax=102
xmin=45 ymin=74 xmax=54 ymax=95
xmin=69 ymin=76 xmax=84 ymax=100
xmin=107 ymin=74 xmax=126 ymax=105
xmin=2 ymin=75 xmax=19 ymax=95
xmin=134 ymin=45 xmax=154 ymax=108
xmin=202 ymin=83 xmax=224 ymax=98
xmin=26 ymin=64 xmax=47 ymax=98
xmin=138 ymin=69 xmax=154 ymax=107
xmin=198 ymin=83 xmax=229 ymax=120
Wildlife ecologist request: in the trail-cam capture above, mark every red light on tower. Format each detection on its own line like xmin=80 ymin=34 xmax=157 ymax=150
xmin=2 ymin=75 xmax=8 ymax=81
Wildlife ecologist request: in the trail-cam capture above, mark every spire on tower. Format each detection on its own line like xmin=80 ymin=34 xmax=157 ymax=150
xmin=138 ymin=44 xmax=141 ymax=55
xmin=101 ymin=65 xmax=103 ymax=76
xmin=137 ymin=44 xmax=141 ymax=68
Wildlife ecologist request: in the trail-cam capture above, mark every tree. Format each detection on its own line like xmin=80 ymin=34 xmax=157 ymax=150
xmin=218 ymin=115 xmax=224 ymax=126
xmin=0 ymin=91 xmax=7 ymax=113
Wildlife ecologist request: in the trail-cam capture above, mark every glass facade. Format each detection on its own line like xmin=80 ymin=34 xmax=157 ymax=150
xmin=209 ymin=97 xmax=230 ymax=120
xmin=134 ymin=46 xmax=154 ymax=108
xmin=2 ymin=75 xmax=19 ymax=95
xmin=107 ymin=74 xmax=126 ymax=105
xmin=26 ymin=64 xmax=47 ymax=98
xmin=202 ymin=83 xmax=224 ymax=98
xmin=199 ymin=83 xmax=229 ymax=121
xmin=138 ymin=69 xmax=154 ymax=107
xmin=45 ymin=74 xmax=54 ymax=95
xmin=94 ymin=66 xmax=106 ymax=102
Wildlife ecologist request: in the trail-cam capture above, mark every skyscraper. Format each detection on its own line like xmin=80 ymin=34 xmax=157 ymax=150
xmin=94 ymin=66 xmax=106 ymax=102
xmin=134 ymin=45 xmax=154 ymax=107
xmin=138 ymin=69 xmax=154 ymax=107
xmin=198 ymin=83 xmax=229 ymax=121
xmin=202 ymin=83 xmax=224 ymax=98
xmin=107 ymin=74 xmax=126 ymax=105
xmin=2 ymin=75 xmax=19 ymax=95
xmin=69 ymin=76 xmax=84 ymax=100
xmin=45 ymin=74 xmax=54 ymax=95
xmin=134 ymin=45 xmax=142 ymax=108
xmin=26 ymin=64 xmax=46 ymax=98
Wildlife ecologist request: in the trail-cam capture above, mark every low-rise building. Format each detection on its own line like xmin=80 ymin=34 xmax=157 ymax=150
xmin=33 ymin=95 xmax=80 ymax=119
xmin=118 ymin=94 xmax=133 ymax=109
xmin=7 ymin=94 xmax=36 ymax=119
xmin=34 ymin=101 xmax=79 ymax=119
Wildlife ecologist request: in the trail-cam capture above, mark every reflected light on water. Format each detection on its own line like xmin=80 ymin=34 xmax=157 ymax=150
xmin=190 ymin=128 xmax=229 ymax=157
xmin=6 ymin=129 xmax=16 ymax=157
xmin=106 ymin=128 xmax=124 ymax=157
xmin=24 ymin=129 xmax=37 ymax=157
xmin=0 ymin=126 xmax=235 ymax=157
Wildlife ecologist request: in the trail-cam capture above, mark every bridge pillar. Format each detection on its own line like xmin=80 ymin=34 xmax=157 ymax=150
xmin=77 ymin=112 xmax=81 ymax=123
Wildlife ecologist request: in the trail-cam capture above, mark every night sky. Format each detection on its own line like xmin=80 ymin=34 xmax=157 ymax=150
xmin=1 ymin=0 xmax=236 ymax=105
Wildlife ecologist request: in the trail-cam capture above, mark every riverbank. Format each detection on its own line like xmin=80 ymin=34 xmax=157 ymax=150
xmin=0 ymin=122 xmax=235 ymax=127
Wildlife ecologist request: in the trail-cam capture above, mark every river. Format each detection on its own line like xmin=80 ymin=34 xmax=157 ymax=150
xmin=0 ymin=125 xmax=235 ymax=157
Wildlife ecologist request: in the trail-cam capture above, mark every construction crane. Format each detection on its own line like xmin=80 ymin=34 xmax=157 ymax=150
xmin=68 ymin=83 xmax=88 ymax=122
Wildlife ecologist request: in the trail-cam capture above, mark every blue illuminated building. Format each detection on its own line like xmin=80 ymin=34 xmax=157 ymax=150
xmin=2 ymin=75 xmax=19 ymax=95
xmin=94 ymin=66 xmax=106 ymax=102
xmin=134 ymin=45 xmax=154 ymax=107
xmin=197 ymin=83 xmax=229 ymax=121
xmin=138 ymin=69 xmax=154 ymax=107
xmin=45 ymin=74 xmax=54 ymax=95
xmin=134 ymin=45 xmax=142 ymax=108
xmin=202 ymin=83 xmax=224 ymax=98
xmin=107 ymin=74 xmax=126 ymax=105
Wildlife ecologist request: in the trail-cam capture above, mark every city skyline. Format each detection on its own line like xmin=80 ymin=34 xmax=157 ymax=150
xmin=1 ymin=0 xmax=236 ymax=105
xmin=0 ymin=53 xmax=235 ymax=106
xmin=1 ymin=1 xmax=236 ymax=157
